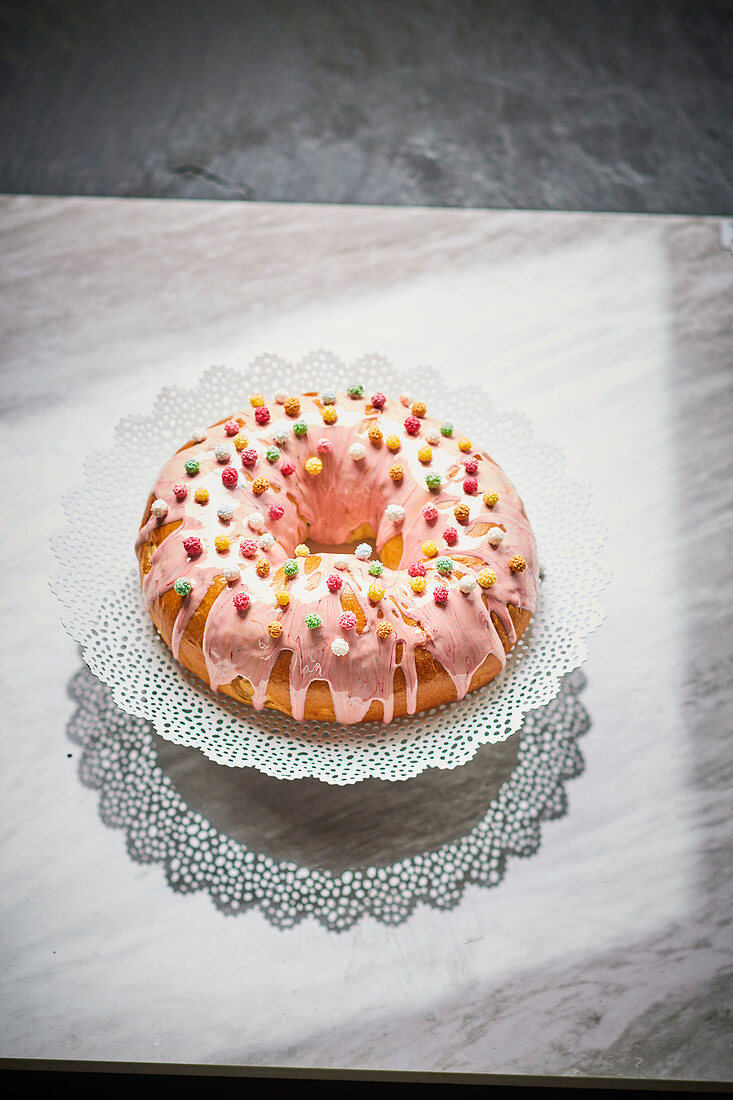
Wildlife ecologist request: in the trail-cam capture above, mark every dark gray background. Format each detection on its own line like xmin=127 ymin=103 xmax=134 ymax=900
xmin=1 ymin=0 xmax=731 ymax=213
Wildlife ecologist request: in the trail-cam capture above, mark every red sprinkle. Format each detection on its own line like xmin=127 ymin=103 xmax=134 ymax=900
xmin=241 ymin=448 xmax=258 ymax=468
xmin=422 ymin=504 xmax=438 ymax=522
xmin=254 ymin=406 xmax=271 ymax=425
xmin=463 ymin=477 xmax=478 ymax=495
xmin=339 ymin=610 xmax=358 ymax=630
xmin=316 ymin=437 xmax=332 ymax=454
xmin=240 ymin=539 xmax=258 ymax=558
xmin=280 ymin=460 xmax=295 ymax=476
xmin=268 ymin=503 xmax=285 ymax=520
xmin=183 ymin=536 xmax=202 ymax=557
xmin=233 ymin=591 xmax=250 ymax=611
xmin=326 ymin=574 xmax=343 ymax=593
xmin=463 ymin=457 xmax=479 ymax=475
xmin=433 ymin=585 xmax=449 ymax=604
xmin=222 ymin=465 xmax=239 ymax=487
xmin=370 ymin=392 xmax=386 ymax=409
xmin=404 ymin=414 xmax=421 ymax=435
xmin=224 ymin=419 xmax=240 ymax=436
xmin=443 ymin=526 xmax=458 ymax=545
xmin=173 ymin=484 xmax=188 ymax=501
xmin=407 ymin=561 xmax=426 ymax=578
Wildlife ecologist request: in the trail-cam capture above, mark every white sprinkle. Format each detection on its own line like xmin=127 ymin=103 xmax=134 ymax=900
xmin=331 ymin=638 xmax=349 ymax=657
xmin=354 ymin=542 xmax=372 ymax=560
xmin=425 ymin=428 xmax=441 ymax=446
xmin=214 ymin=442 xmax=231 ymax=463
xmin=274 ymin=390 xmax=288 ymax=405
xmin=151 ymin=498 xmax=169 ymax=519
xmin=334 ymin=555 xmax=351 ymax=571
xmin=217 ymin=503 xmax=235 ymax=522
xmin=349 ymin=442 xmax=366 ymax=461
xmin=399 ymin=394 xmax=412 ymax=407
xmin=259 ymin=532 xmax=275 ymax=550
xmin=488 ymin=526 xmax=505 ymax=546
xmin=273 ymin=426 xmax=289 ymax=445
xmin=223 ymin=566 xmax=241 ymax=583
xmin=459 ymin=574 xmax=477 ymax=594
xmin=191 ymin=427 xmax=207 ymax=442
xmin=385 ymin=504 xmax=405 ymax=523
xmin=248 ymin=511 xmax=265 ymax=531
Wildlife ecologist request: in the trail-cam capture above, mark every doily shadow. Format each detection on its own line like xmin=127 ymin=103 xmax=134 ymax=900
xmin=67 ymin=664 xmax=590 ymax=930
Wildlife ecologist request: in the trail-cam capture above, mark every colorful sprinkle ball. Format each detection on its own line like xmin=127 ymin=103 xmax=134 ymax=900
xmin=316 ymin=437 xmax=332 ymax=455
xmin=174 ymin=577 xmax=192 ymax=597
xmin=404 ymin=414 xmax=421 ymax=436
xmin=370 ymin=392 xmax=386 ymax=409
xmin=275 ymin=391 xmax=288 ymax=405
xmin=425 ymin=473 xmax=442 ymax=491
xmin=224 ymin=419 xmax=240 ymax=436
xmin=223 ymin=566 xmax=240 ymax=583
xmin=410 ymin=575 xmax=426 ymax=594
xmin=273 ymin=427 xmax=289 ymax=446
xmin=326 ymin=573 xmax=343 ymax=592
xmin=385 ymin=504 xmax=405 ymax=523
xmin=233 ymin=433 xmax=248 ymax=451
xmin=173 ymin=484 xmax=188 ymax=501
xmin=265 ymin=447 xmax=280 ymax=463
xmin=433 ymin=585 xmax=449 ymax=604
xmin=284 ymin=397 xmax=301 ymax=417
xmin=214 ymin=536 xmax=230 ymax=553
xmin=214 ymin=443 xmax=231 ymax=463
xmin=267 ymin=621 xmax=283 ymax=638
xmin=248 ymin=511 xmax=265 ymax=531
xmin=339 ymin=610 xmax=358 ymax=630
xmin=331 ymin=637 xmax=349 ymax=656
xmin=488 ymin=526 xmax=505 ymax=546
xmin=293 ymin=420 xmax=308 ymax=436
xmin=477 ymin=568 xmax=497 ymax=589
xmin=458 ymin=438 xmax=472 ymax=453
xmin=184 ymin=458 xmax=200 ymax=476
xmin=389 ymin=463 xmax=404 ymax=481
xmin=440 ymin=423 xmax=453 ymax=437
xmin=422 ymin=503 xmax=438 ymax=522
xmin=425 ymin=428 xmax=441 ymax=446
xmin=443 ymin=526 xmax=458 ymax=545
xmin=417 ymin=446 xmax=432 ymax=464
xmin=240 ymin=539 xmax=258 ymax=558
xmin=385 ymin=434 xmax=401 ymax=452
xmin=349 ymin=442 xmax=366 ymax=461
xmin=509 ymin=554 xmax=527 ymax=572
xmin=411 ymin=400 xmax=427 ymax=418
xmin=259 ymin=532 xmax=275 ymax=550
xmin=283 ymin=559 xmax=299 ymax=576
xmin=459 ymin=573 xmax=477 ymax=594
xmin=191 ymin=428 xmax=207 ymax=443
xmin=399 ymin=393 xmax=412 ymax=406
xmin=347 ymin=383 xmax=364 ymax=398
xmin=295 ymin=543 xmax=310 ymax=557
xmin=334 ymin=555 xmax=350 ymax=571
xmin=249 ymin=393 xmax=265 ymax=408
xmin=463 ymin=477 xmax=479 ymax=495
xmin=483 ymin=491 xmax=500 ymax=507
xmin=241 ymin=448 xmax=258 ymax=468
xmin=321 ymin=390 xmax=336 ymax=405
xmin=305 ymin=612 xmax=322 ymax=629
xmin=368 ymin=583 xmax=385 ymax=603
xmin=368 ymin=424 xmax=383 ymax=445
xmin=218 ymin=503 xmax=235 ymax=522
xmin=256 ymin=559 xmax=270 ymax=577
xmin=305 ymin=456 xmax=323 ymax=476
xmin=183 ymin=536 xmax=202 ymax=557
xmin=421 ymin=540 xmax=438 ymax=558
xmin=233 ymin=591 xmax=250 ymax=611
xmin=254 ymin=406 xmax=271 ymax=426
xmin=407 ymin=561 xmax=426 ymax=577
xmin=376 ymin=621 xmax=394 ymax=638
xmin=268 ymin=503 xmax=285 ymax=520
xmin=276 ymin=590 xmax=290 ymax=607
xmin=435 ymin=557 xmax=453 ymax=574
xmin=355 ymin=542 xmax=372 ymax=561
xmin=368 ymin=561 xmax=384 ymax=576
xmin=194 ymin=486 xmax=209 ymax=504
xmin=454 ymin=502 xmax=470 ymax=524
xmin=151 ymin=498 xmax=168 ymax=519
xmin=252 ymin=477 xmax=269 ymax=495
xmin=221 ymin=466 xmax=239 ymax=487
xmin=280 ymin=460 xmax=295 ymax=476
xmin=322 ymin=406 xmax=338 ymax=425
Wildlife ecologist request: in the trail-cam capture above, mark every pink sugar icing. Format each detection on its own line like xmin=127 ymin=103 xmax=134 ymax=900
xmin=136 ymin=393 xmax=539 ymax=724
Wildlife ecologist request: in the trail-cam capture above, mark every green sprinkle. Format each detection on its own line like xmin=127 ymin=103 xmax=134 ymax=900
xmin=368 ymin=561 xmax=384 ymax=576
xmin=293 ymin=420 xmax=308 ymax=436
xmin=283 ymin=559 xmax=298 ymax=577
xmin=305 ymin=612 xmax=322 ymax=629
xmin=425 ymin=473 xmax=442 ymax=491
xmin=347 ymin=383 xmax=364 ymax=398
xmin=440 ymin=422 xmax=453 ymax=437
xmin=173 ymin=578 xmax=192 ymax=597
xmin=266 ymin=447 xmax=281 ymax=463
xmin=436 ymin=557 xmax=454 ymax=574
xmin=184 ymin=458 xmax=200 ymax=476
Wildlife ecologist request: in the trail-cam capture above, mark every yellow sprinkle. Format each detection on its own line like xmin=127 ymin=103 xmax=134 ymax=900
xmin=284 ymin=396 xmax=301 ymax=417
xmin=251 ymin=477 xmax=269 ymax=495
xmin=385 ymin=434 xmax=401 ymax=452
xmin=368 ymin=583 xmax=385 ymax=603
xmin=267 ymin=620 xmax=283 ymax=638
xmin=233 ymin=433 xmax=249 ymax=451
xmin=410 ymin=576 xmax=426 ymax=594
xmin=249 ymin=393 xmax=265 ymax=407
xmin=295 ymin=543 xmax=310 ymax=557
xmin=214 ymin=535 xmax=230 ymax=553
xmin=477 ymin=568 xmax=497 ymax=588
xmin=376 ymin=621 xmax=394 ymax=638
xmin=417 ymin=446 xmax=432 ymax=464
xmin=483 ymin=491 xmax=499 ymax=507
xmin=368 ymin=423 xmax=383 ymax=444
xmin=256 ymin=559 xmax=271 ymax=577
xmin=509 ymin=554 xmax=527 ymax=573
xmin=421 ymin=540 xmax=438 ymax=558
xmin=389 ymin=463 xmax=404 ymax=481
xmin=305 ymin=456 xmax=323 ymax=476
xmin=194 ymin=487 xmax=209 ymax=504
xmin=276 ymin=590 xmax=290 ymax=607
xmin=454 ymin=502 xmax=470 ymax=524
xmin=458 ymin=437 xmax=472 ymax=453
xmin=322 ymin=406 xmax=338 ymax=425
xmin=411 ymin=400 xmax=427 ymax=418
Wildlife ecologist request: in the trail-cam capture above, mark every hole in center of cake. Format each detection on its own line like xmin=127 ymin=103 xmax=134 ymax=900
xmin=306 ymin=535 xmax=380 ymax=561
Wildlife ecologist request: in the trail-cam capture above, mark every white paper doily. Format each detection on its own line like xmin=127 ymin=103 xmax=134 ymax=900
xmin=50 ymin=352 xmax=608 ymax=785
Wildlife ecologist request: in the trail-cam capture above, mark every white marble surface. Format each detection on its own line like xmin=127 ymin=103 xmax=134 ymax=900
xmin=0 ymin=196 xmax=731 ymax=1080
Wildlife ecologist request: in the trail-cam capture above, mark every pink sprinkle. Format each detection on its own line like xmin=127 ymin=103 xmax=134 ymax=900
xmin=422 ymin=503 xmax=438 ymax=523
xmin=268 ymin=503 xmax=284 ymax=521
xmin=464 ymin=457 xmax=479 ymax=475
xmin=233 ymin=591 xmax=250 ymax=611
xmin=222 ymin=465 xmax=239 ymax=487
xmin=443 ymin=526 xmax=458 ymax=545
xmin=433 ymin=585 xmax=449 ymax=605
xmin=407 ymin=561 xmax=426 ymax=578
xmin=240 ymin=539 xmax=258 ymax=558
xmin=463 ymin=477 xmax=478 ymax=495
xmin=370 ymin=392 xmax=386 ymax=409
xmin=404 ymin=414 xmax=421 ymax=436
xmin=183 ymin=536 xmax=202 ymax=557
xmin=339 ymin=610 xmax=358 ymax=630
xmin=241 ymin=448 xmax=258 ymax=468
xmin=254 ymin=406 xmax=271 ymax=425
xmin=316 ymin=437 xmax=332 ymax=455
xmin=280 ymin=460 xmax=295 ymax=476
xmin=224 ymin=419 xmax=240 ymax=436
xmin=327 ymin=574 xmax=342 ymax=592
xmin=173 ymin=484 xmax=188 ymax=501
